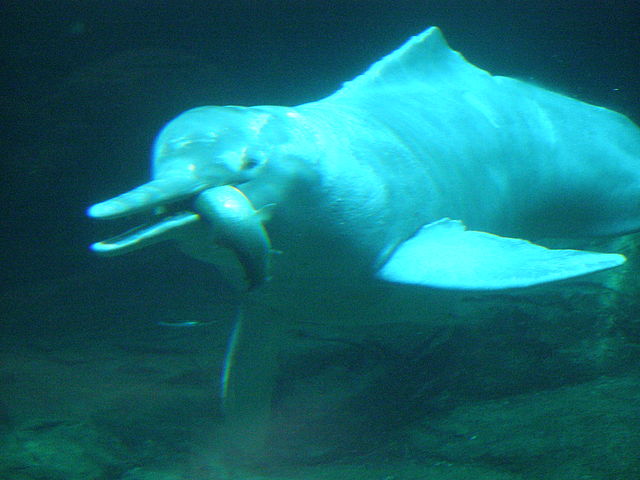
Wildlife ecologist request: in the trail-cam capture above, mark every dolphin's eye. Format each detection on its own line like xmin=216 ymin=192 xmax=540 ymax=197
xmin=242 ymin=157 xmax=260 ymax=170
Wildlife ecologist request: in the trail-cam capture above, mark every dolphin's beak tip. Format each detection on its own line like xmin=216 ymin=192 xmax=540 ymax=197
xmin=87 ymin=202 xmax=118 ymax=219
xmin=89 ymin=241 xmax=118 ymax=257
xmin=87 ymin=206 xmax=97 ymax=218
xmin=89 ymin=241 xmax=109 ymax=254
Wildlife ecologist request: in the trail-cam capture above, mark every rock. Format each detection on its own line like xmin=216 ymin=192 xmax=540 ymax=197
xmin=407 ymin=375 xmax=640 ymax=479
xmin=0 ymin=419 xmax=127 ymax=480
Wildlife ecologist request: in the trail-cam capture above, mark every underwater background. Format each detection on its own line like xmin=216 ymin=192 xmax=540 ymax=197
xmin=2 ymin=1 xmax=640 ymax=479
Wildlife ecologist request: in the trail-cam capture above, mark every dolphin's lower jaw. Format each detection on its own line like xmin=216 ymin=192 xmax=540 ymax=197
xmin=89 ymin=210 xmax=201 ymax=256
xmin=88 ymin=185 xmax=271 ymax=290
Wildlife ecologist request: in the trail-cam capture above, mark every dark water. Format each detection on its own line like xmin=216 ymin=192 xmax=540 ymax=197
xmin=2 ymin=1 xmax=640 ymax=479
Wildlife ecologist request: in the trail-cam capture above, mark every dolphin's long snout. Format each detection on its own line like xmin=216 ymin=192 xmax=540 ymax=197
xmin=87 ymin=176 xmax=208 ymax=219
xmin=88 ymin=179 xmax=272 ymax=289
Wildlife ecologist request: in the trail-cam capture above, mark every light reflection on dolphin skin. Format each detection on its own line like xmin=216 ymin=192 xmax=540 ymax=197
xmin=87 ymin=27 xmax=640 ymax=462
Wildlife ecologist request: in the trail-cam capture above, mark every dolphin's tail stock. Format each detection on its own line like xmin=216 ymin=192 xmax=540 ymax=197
xmin=217 ymin=303 xmax=286 ymax=464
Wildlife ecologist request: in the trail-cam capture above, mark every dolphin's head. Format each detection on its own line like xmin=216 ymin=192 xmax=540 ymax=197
xmin=87 ymin=105 xmax=298 ymax=289
xmin=88 ymin=106 xmax=279 ymax=220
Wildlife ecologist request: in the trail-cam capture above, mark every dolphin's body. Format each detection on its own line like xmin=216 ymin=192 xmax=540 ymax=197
xmin=88 ymin=27 xmax=639 ymax=458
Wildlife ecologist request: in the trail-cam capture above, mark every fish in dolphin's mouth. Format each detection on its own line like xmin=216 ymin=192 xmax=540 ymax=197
xmin=88 ymin=185 xmax=272 ymax=290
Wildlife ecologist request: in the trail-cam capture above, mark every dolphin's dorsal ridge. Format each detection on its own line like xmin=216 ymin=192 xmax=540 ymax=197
xmin=377 ymin=218 xmax=626 ymax=290
xmin=329 ymin=26 xmax=487 ymax=102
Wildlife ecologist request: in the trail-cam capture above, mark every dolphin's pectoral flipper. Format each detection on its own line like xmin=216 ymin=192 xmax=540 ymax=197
xmin=378 ymin=218 xmax=626 ymax=290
